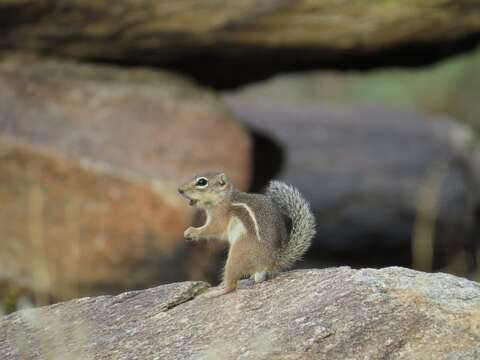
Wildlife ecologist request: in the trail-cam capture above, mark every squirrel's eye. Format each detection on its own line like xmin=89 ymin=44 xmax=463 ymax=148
xmin=195 ymin=178 xmax=208 ymax=187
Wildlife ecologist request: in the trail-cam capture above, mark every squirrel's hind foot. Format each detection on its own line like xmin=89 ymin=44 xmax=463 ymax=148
xmin=249 ymin=270 xmax=278 ymax=284
xmin=252 ymin=271 xmax=268 ymax=283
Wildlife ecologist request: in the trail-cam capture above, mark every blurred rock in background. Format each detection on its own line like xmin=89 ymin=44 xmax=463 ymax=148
xmin=223 ymin=97 xmax=478 ymax=276
xmin=0 ymin=55 xmax=251 ymax=302
xmin=223 ymin=47 xmax=480 ymax=137
xmin=1 ymin=0 xmax=480 ymax=88
xmin=222 ymin=46 xmax=480 ymax=276
xmin=1 ymin=0 xmax=480 ymax=310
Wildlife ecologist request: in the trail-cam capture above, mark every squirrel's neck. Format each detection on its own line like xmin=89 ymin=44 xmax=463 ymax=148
xmin=200 ymin=189 xmax=236 ymax=213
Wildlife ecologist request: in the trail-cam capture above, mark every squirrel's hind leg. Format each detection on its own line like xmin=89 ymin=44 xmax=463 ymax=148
xmin=204 ymin=238 xmax=252 ymax=298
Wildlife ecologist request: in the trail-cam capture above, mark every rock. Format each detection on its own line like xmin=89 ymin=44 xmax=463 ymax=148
xmin=222 ymin=46 xmax=480 ymax=138
xmin=223 ymin=98 xmax=478 ymax=274
xmin=0 ymin=267 xmax=479 ymax=359
xmin=0 ymin=54 xmax=251 ymax=300
xmin=1 ymin=1 xmax=480 ymax=87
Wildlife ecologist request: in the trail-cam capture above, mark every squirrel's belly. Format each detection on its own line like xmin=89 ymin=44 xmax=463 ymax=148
xmin=227 ymin=216 xmax=246 ymax=245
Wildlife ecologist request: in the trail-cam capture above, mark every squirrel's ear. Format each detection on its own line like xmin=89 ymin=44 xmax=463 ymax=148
xmin=218 ymin=173 xmax=227 ymax=186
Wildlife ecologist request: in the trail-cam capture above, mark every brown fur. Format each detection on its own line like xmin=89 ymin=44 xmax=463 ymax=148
xmin=178 ymin=172 xmax=290 ymax=297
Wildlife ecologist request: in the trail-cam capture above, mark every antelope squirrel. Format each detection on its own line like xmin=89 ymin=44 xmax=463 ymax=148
xmin=178 ymin=172 xmax=316 ymax=298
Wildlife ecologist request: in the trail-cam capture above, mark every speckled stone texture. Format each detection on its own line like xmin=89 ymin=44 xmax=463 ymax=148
xmin=1 ymin=267 xmax=479 ymax=359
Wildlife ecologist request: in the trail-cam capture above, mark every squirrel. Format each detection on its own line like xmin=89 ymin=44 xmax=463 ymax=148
xmin=178 ymin=172 xmax=316 ymax=298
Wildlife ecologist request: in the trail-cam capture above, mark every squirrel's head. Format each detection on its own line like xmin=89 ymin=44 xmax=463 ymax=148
xmin=178 ymin=172 xmax=234 ymax=208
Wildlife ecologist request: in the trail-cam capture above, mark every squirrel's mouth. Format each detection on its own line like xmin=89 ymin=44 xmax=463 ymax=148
xmin=189 ymin=199 xmax=198 ymax=206
xmin=179 ymin=191 xmax=198 ymax=206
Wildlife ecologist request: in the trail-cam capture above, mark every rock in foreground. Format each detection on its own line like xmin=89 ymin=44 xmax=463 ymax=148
xmin=1 ymin=267 xmax=479 ymax=359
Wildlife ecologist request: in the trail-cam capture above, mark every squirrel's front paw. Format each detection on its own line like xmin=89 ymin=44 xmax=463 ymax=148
xmin=184 ymin=227 xmax=200 ymax=241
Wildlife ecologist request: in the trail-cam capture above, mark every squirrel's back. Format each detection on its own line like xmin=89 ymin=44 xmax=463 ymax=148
xmin=231 ymin=191 xmax=288 ymax=251
xmin=231 ymin=181 xmax=316 ymax=270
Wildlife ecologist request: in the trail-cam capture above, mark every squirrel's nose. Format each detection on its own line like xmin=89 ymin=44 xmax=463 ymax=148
xmin=178 ymin=188 xmax=184 ymax=194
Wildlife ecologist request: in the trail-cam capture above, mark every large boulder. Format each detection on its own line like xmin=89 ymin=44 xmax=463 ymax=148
xmin=0 ymin=55 xmax=251 ymax=300
xmin=1 ymin=267 xmax=479 ymax=359
xmin=223 ymin=97 xmax=478 ymax=274
xmin=222 ymin=46 xmax=480 ymax=137
xmin=1 ymin=1 xmax=480 ymax=87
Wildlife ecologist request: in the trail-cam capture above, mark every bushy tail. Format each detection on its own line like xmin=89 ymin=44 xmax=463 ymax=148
xmin=266 ymin=181 xmax=316 ymax=269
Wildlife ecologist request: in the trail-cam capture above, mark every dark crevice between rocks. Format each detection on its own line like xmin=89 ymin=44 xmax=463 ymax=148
xmin=469 ymin=203 xmax=480 ymax=273
xmin=0 ymin=3 xmax=51 ymax=31
xmin=248 ymin=127 xmax=285 ymax=193
xmin=85 ymin=32 xmax=480 ymax=90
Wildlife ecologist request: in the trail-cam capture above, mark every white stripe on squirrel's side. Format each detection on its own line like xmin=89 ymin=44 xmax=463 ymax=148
xmin=232 ymin=202 xmax=262 ymax=241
